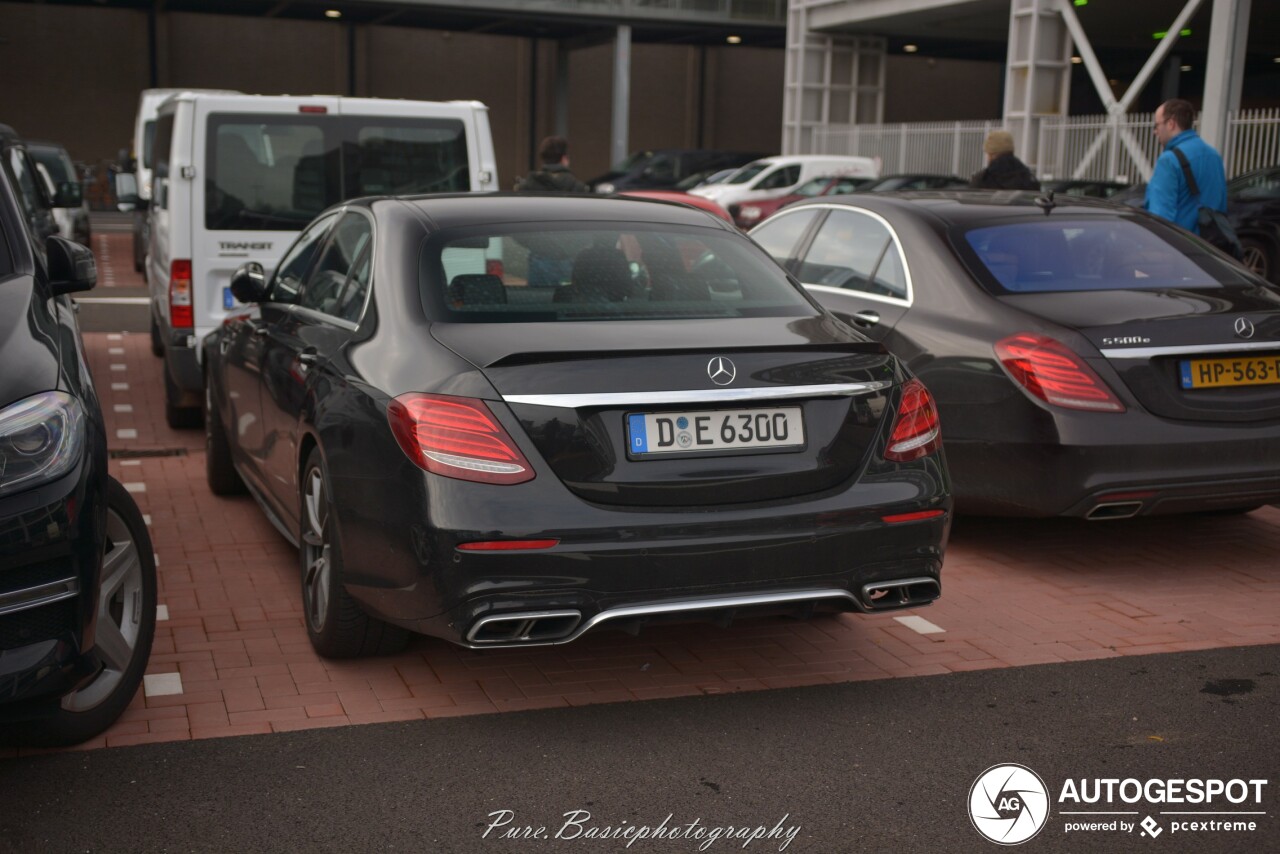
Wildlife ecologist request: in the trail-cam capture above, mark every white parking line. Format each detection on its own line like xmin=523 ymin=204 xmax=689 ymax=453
xmin=156 ymin=604 xmax=170 ymax=621
xmin=108 ymin=347 xmax=125 ymax=355
xmin=123 ymin=481 xmax=146 ymax=493
xmin=110 ymin=364 xmax=126 ymax=371
xmin=107 ymin=334 xmax=123 ymax=341
xmin=116 ymin=429 xmax=138 ymax=439
xmin=120 ymin=459 xmax=142 ymax=467
xmin=143 ymin=673 xmax=183 ymax=697
xmin=113 ymin=404 xmax=134 ymax=413
xmin=894 ymin=615 xmax=945 ymax=635
xmin=111 ymin=382 xmax=129 ymax=391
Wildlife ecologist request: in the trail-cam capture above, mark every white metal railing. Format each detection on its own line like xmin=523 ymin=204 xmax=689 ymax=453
xmin=814 ymin=110 xmax=1280 ymax=183
xmin=1223 ymin=109 xmax=1280 ymax=177
xmin=811 ymin=120 xmax=1002 ymax=179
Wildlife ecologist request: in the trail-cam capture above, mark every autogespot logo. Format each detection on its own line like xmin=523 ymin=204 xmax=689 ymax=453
xmin=969 ymin=764 xmax=1051 ymax=845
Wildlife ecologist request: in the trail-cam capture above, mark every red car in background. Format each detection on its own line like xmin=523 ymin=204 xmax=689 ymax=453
xmin=732 ymin=175 xmax=873 ymax=228
xmin=620 ymin=190 xmax=735 ymax=224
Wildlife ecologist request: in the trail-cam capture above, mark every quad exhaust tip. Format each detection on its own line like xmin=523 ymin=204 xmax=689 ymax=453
xmin=860 ymin=577 xmax=941 ymax=611
xmin=467 ymin=610 xmax=583 ymax=645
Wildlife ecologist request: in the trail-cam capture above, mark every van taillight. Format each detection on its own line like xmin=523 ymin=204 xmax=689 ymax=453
xmin=885 ymin=379 xmax=942 ymax=462
xmin=299 ymin=105 xmax=328 ymax=114
xmin=995 ymin=333 xmax=1125 ymax=412
xmin=169 ymin=260 xmax=193 ymax=329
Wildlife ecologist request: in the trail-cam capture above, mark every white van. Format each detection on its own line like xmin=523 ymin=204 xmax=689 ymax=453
xmin=143 ymin=92 xmax=499 ymax=427
xmin=689 ymin=155 xmax=880 ymax=212
xmin=130 ymin=88 xmax=242 ymax=270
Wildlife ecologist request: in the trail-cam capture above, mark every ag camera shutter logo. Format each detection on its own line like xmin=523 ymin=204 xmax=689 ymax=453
xmin=969 ymin=764 xmax=1050 ymax=845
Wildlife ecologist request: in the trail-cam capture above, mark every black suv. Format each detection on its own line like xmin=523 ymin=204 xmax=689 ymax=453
xmin=0 ymin=125 xmax=157 ymax=746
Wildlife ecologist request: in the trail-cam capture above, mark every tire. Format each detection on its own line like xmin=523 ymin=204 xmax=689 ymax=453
xmin=205 ymin=381 xmax=246 ymax=495
xmin=15 ymin=478 xmax=157 ymax=747
xmin=1240 ymin=237 xmax=1274 ymax=284
xmin=163 ymin=358 xmax=202 ymax=429
xmin=149 ymin=313 xmax=164 ymax=358
xmin=299 ymin=448 xmax=409 ymax=658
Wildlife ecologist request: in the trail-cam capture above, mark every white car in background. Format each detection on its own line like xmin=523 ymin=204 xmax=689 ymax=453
xmin=689 ymin=154 xmax=880 ymax=214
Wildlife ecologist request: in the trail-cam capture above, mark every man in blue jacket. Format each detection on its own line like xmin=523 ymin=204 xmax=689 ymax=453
xmin=1143 ymin=98 xmax=1227 ymax=234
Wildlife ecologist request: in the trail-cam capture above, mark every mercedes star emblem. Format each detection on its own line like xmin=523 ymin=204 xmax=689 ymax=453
xmin=1234 ymin=317 xmax=1256 ymax=339
xmin=707 ymin=356 xmax=737 ymax=386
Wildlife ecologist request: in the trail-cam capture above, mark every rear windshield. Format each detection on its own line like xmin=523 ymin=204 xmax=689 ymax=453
xmin=206 ymin=114 xmax=469 ymax=231
xmin=421 ymin=223 xmax=818 ymax=323
xmin=957 ymin=217 xmax=1254 ymax=294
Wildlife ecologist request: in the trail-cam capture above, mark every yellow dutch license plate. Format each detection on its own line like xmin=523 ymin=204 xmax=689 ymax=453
xmin=1179 ymin=355 xmax=1280 ymax=389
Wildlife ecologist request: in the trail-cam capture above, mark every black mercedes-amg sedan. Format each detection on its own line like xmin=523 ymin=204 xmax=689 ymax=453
xmin=750 ymin=190 xmax=1280 ymax=518
xmin=202 ymin=194 xmax=950 ymax=656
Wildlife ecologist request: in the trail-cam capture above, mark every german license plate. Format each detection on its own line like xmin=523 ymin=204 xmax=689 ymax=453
xmin=627 ymin=407 xmax=805 ymax=456
xmin=1179 ymin=355 xmax=1280 ymax=389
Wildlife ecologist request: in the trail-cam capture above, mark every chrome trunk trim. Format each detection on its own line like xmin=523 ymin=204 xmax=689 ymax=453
xmin=502 ymin=382 xmax=892 ymax=408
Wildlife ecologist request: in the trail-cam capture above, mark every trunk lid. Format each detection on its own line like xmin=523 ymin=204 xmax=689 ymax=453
xmin=431 ymin=317 xmax=901 ymax=506
xmin=1001 ymin=286 xmax=1280 ymax=423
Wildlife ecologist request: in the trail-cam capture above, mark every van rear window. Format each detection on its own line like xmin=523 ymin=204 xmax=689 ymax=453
xmin=205 ymin=114 xmax=470 ymax=231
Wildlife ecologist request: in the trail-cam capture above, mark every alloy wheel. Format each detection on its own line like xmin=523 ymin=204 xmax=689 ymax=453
xmin=301 ymin=466 xmax=331 ymax=633
xmin=61 ymin=504 xmax=147 ymax=712
xmin=1242 ymin=243 xmax=1269 ymax=280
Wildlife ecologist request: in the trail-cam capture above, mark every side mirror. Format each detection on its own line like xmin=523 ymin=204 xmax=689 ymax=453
xmin=55 ymin=181 xmax=83 ymax=208
xmin=114 ymin=172 xmax=140 ymax=212
xmin=47 ymin=236 xmax=97 ymax=295
xmin=229 ymin=262 xmax=268 ymax=304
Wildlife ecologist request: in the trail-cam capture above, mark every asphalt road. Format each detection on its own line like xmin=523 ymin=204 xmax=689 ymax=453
xmin=2 ymin=645 xmax=1275 ymax=854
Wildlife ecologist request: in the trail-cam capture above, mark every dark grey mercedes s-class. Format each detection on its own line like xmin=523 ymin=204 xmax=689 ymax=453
xmin=203 ymin=194 xmax=950 ymax=656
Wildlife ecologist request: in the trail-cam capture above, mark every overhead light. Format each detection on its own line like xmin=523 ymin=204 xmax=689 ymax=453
xmin=726 ymin=35 xmax=742 ymax=44
xmin=324 ymin=9 xmax=342 ymax=18
xmin=1180 ymin=64 xmax=1193 ymax=72
xmin=1073 ymin=0 xmax=1088 ymax=5
xmin=1274 ymin=57 xmax=1280 ymax=63
xmin=1108 ymin=78 xmax=1120 ymax=87
xmin=903 ymin=44 xmax=919 ymax=53
xmin=1071 ymin=56 xmax=1083 ymax=64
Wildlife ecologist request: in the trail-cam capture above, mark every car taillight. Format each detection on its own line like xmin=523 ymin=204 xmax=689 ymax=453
xmin=995 ymin=333 xmax=1125 ymax=412
xmin=387 ymin=393 xmax=534 ymax=485
xmin=885 ymin=378 xmax=942 ymax=462
xmin=485 ymin=259 xmax=505 ymax=279
xmin=170 ymin=259 xmax=193 ymax=329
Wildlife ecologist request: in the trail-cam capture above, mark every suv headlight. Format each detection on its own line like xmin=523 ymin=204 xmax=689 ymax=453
xmin=0 ymin=392 xmax=86 ymax=499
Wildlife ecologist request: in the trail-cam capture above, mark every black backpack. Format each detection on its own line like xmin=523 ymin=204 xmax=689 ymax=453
xmin=1171 ymin=147 xmax=1244 ymax=261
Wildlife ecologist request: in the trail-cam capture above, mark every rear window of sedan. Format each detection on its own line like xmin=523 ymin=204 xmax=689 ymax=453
xmin=957 ymin=217 xmax=1254 ymax=294
xmin=420 ymin=223 xmax=819 ymax=322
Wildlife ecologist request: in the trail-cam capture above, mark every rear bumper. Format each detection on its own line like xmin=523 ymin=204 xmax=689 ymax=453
xmin=947 ymin=419 xmax=1280 ymax=517
xmin=336 ymin=461 xmax=951 ymax=646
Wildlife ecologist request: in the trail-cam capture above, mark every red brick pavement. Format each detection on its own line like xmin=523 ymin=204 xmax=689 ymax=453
xmin=9 ymin=329 xmax=1280 ymax=755
xmin=91 ymin=232 xmax=145 ymax=290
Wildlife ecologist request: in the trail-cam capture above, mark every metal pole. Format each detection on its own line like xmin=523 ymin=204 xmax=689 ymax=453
xmin=1201 ymin=0 xmax=1252 ymax=150
xmin=611 ymin=24 xmax=632 ymax=168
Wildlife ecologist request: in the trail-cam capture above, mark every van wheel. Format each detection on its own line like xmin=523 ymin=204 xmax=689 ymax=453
xmin=163 ymin=361 xmax=202 ymax=429
xmin=205 ymin=383 xmax=245 ymax=495
xmin=300 ymin=448 xmax=409 ymax=658
xmin=11 ymin=478 xmax=157 ymax=747
xmin=149 ymin=315 xmax=163 ymax=357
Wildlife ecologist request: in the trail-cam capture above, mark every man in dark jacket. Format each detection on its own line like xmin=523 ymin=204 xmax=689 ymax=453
xmin=970 ymin=130 xmax=1040 ymax=191
xmin=516 ymin=136 xmax=589 ymax=193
